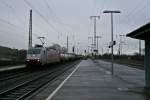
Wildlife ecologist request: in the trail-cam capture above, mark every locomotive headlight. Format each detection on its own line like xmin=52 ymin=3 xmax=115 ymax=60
xmin=37 ymin=59 xmax=40 ymax=62
xmin=26 ymin=59 xmax=30 ymax=62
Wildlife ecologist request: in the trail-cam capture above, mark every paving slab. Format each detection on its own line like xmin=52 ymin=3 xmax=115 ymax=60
xmin=95 ymin=60 xmax=145 ymax=86
xmin=47 ymin=59 xmax=150 ymax=100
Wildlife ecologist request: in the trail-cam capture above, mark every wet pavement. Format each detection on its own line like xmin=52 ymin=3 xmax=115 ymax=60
xmin=46 ymin=59 xmax=150 ymax=100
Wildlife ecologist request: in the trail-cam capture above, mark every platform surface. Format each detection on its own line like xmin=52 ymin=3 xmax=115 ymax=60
xmin=0 ymin=65 xmax=25 ymax=72
xmin=47 ymin=59 xmax=150 ymax=100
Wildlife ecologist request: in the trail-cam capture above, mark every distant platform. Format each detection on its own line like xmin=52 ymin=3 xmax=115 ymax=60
xmin=45 ymin=59 xmax=148 ymax=100
xmin=0 ymin=65 xmax=26 ymax=72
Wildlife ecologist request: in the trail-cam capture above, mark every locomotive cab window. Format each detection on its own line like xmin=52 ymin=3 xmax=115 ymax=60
xmin=27 ymin=48 xmax=41 ymax=54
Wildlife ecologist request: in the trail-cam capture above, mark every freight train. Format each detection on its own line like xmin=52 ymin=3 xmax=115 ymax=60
xmin=26 ymin=45 xmax=79 ymax=66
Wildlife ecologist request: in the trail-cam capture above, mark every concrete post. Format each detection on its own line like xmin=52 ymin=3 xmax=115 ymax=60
xmin=145 ymin=40 xmax=150 ymax=88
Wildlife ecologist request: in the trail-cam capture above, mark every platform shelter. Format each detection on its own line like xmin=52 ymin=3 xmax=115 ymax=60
xmin=127 ymin=23 xmax=150 ymax=87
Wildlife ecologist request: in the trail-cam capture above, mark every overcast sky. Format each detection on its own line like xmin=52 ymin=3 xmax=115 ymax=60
xmin=0 ymin=0 xmax=149 ymax=54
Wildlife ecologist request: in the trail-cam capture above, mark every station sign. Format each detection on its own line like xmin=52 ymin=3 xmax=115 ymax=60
xmin=93 ymin=49 xmax=98 ymax=53
xmin=109 ymin=41 xmax=116 ymax=48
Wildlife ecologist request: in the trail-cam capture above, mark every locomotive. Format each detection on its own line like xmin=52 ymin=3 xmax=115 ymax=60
xmin=26 ymin=45 xmax=78 ymax=66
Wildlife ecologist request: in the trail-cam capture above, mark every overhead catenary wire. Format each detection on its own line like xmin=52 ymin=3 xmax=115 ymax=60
xmin=0 ymin=29 xmax=26 ymax=38
xmin=130 ymin=1 xmax=150 ymax=22
xmin=120 ymin=0 xmax=149 ymax=27
xmin=24 ymin=0 xmax=75 ymax=47
xmin=0 ymin=0 xmax=26 ymax=27
xmin=0 ymin=11 xmax=40 ymax=38
xmin=0 ymin=18 xmax=26 ymax=33
xmin=112 ymin=0 xmax=149 ymax=54
xmin=43 ymin=0 xmax=74 ymax=32
xmin=23 ymin=0 xmax=60 ymax=34
xmin=0 ymin=0 xmax=41 ymax=38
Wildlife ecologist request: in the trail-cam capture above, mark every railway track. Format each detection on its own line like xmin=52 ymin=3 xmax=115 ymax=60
xmin=0 ymin=63 xmax=67 ymax=82
xmin=0 ymin=68 xmax=53 ymax=94
xmin=0 ymin=61 xmax=79 ymax=100
xmin=95 ymin=59 xmax=144 ymax=69
xmin=0 ymin=69 xmax=28 ymax=80
xmin=0 ymin=70 xmax=31 ymax=82
xmin=0 ymin=66 xmax=56 ymax=83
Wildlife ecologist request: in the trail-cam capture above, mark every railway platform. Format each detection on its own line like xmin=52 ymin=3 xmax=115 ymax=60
xmin=0 ymin=65 xmax=25 ymax=72
xmin=45 ymin=59 xmax=149 ymax=100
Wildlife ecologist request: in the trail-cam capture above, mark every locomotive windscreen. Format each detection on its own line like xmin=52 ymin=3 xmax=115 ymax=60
xmin=27 ymin=48 xmax=41 ymax=54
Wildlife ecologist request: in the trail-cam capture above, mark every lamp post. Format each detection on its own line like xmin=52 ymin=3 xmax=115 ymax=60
xmin=103 ymin=10 xmax=121 ymax=75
